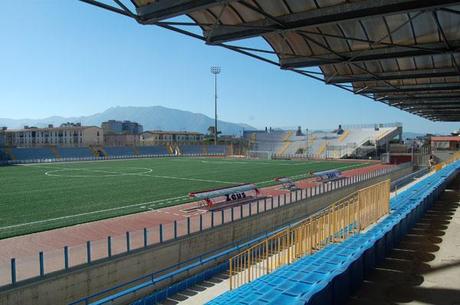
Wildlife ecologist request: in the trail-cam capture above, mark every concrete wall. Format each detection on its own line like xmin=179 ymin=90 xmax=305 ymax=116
xmin=433 ymin=150 xmax=457 ymax=162
xmin=0 ymin=167 xmax=412 ymax=305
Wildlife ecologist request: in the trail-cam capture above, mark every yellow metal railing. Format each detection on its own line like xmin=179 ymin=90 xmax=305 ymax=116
xmin=277 ymin=141 xmax=292 ymax=155
xmin=229 ymin=180 xmax=390 ymax=290
xmin=434 ymin=151 xmax=460 ymax=171
xmin=282 ymin=130 xmax=294 ymax=142
xmin=317 ymin=143 xmax=326 ymax=155
xmin=277 ymin=131 xmax=294 ymax=154
xmin=338 ymin=130 xmax=350 ymax=142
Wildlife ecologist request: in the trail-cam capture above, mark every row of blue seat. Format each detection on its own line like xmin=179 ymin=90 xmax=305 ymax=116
xmin=138 ymin=146 xmax=169 ymax=155
xmin=58 ymin=147 xmax=93 ymax=158
xmin=104 ymin=146 xmax=135 ymax=156
xmin=208 ymin=146 xmax=227 ymax=154
xmin=11 ymin=147 xmax=55 ymax=160
xmin=180 ymin=145 xmax=226 ymax=155
xmin=207 ymin=162 xmax=459 ymax=305
xmin=0 ymin=148 xmax=10 ymax=160
xmin=1 ymin=145 xmax=226 ymax=161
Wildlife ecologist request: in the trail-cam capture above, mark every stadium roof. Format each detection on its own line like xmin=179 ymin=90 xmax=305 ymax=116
xmin=82 ymin=0 xmax=460 ymax=122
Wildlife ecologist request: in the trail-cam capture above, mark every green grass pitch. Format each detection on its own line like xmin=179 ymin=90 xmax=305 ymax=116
xmin=0 ymin=157 xmax=368 ymax=239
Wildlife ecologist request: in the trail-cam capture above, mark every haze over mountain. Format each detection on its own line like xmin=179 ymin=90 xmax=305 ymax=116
xmin=0 ymin=106 xmax=255 ymax=136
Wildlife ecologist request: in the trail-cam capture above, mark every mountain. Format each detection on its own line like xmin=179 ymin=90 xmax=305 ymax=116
xmin=403 ymin=132 xmax=426 ymax=139
xmin=0 ymin=106 xmax=255 ymax=136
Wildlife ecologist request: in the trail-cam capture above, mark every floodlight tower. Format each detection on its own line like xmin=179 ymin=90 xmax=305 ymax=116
xmin=211 ymin=66 xmax=221 ymax=145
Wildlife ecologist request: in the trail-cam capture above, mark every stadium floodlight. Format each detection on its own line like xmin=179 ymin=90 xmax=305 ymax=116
xmin=211 ymin=66 xmax=221 ymax=145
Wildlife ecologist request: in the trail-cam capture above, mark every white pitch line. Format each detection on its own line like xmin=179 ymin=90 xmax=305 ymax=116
xmin=254 ymin=162 xmax=369 ymax=186
xmin=137 ymin=173 xmax=240 ymax=185
xmin=3 ymin=160 xmax=370 ymax=232
xmin=38 ymin=164 xmax=238 ymax=184
xmin=199 ymin=160 xmax=309 ymax=166
xmin=44 ymin=167 xmax=154 ymax=178
xmin=0 ymin=195 xmax=188 ymax=231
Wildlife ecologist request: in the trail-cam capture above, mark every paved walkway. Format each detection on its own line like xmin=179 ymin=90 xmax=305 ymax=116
xmin=157 ymin=167 xmax=413 ymax=305
xmin=161 ymin=170 xmax=460 ymax=305
xmin=347 ymin=175 xmax=460 ymax=305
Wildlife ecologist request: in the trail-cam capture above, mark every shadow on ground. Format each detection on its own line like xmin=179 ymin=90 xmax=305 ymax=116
xmin=347 ymin=176 xmax=460 ymax=305
xmin=159 ymin=273 xmax=229 ymax=305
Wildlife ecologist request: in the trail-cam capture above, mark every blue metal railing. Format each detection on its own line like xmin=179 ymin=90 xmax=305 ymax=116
xmin=69 ymin=163 xmax=412 ymax=305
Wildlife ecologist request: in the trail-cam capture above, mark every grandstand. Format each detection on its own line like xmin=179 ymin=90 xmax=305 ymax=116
xmin=246 ymin=123 xmax=402 ymax=159
xmin=103 ymin=146 xmax=135 ymax=157
xmin=180 ymin=144 xmax=204 ymax=155
xmin=0 ymin=148 xmax=10 ymax=161
xmin=207 ymin=145 xmax=227 ymax=154
xmin=137 ymin=145 xmax=169 ymax=155
xmin=0 ymin=144 xmax=229 ymax=164
xmin=57 ymin=147 xmax=94 ymax=159
xmin=2 ymin=1 xmax=460 ymax=305
xmin=247 ymin=130 xmax=286 ymax=153
xmin=10 ymin=147 xmax=55 ymax=161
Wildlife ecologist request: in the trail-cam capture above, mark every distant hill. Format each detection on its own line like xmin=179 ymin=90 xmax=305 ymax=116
xmin=0 ymin=106 xmax=255 ymax=136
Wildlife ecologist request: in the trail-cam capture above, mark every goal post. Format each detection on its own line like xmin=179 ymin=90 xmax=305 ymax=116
xmin=247 ymin=150 xmax=272 ymax=160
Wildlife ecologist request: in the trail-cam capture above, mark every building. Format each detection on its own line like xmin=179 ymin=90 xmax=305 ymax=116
xmin=122 ymin=121 xmax=143 ymax=134
xmin=3 ymin=125 xmax=103 ymax=147
xmin=140 ymin=131 xmax=204 ymax=145
xmin=0 ymin=127 xmax=6 ymax=146
xmin=102 ymin=120 xmax=143 ymax=135
xmin=104 ymin=134 xmax=140 ymax=146
xmin=431 ymin=136 xmax=460 ymax=151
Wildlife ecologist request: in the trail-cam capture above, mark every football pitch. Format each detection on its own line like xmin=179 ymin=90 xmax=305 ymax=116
xmin=0 ymin=157 xmax=369 ymax=239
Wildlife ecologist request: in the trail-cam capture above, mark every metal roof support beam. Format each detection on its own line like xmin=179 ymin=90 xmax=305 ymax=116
xmin=280 ymin=41 xmax=460 ymax=68
xmin=136 ymin=0 xmax=231 ymax=22
xmin=326 ymin=68 xmax=460 ymax=83
xmin=431 ymin=115 xmax=460 ymax=119
xmin=390 ymin=101 xmax=460 ymax=107
xmin=401 ymin=104 xmax=460 ymax=110
xmin=207 ymin=0 xmax=460 ymax=43
xmin=411 ymin=110 xmax=460 ymax=115
xmin=360 ymin=83 xmax=460 ymax=94
xmin=383 ymin=93 xmax=460 ymax=100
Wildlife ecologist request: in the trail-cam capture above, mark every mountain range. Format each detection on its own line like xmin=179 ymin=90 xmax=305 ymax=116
xmin=0 ymin=106 xmax=255 ymax=136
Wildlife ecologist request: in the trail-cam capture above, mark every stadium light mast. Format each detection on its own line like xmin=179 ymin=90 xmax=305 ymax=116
xmin=211 ymin=66 xmax=221 ymax=145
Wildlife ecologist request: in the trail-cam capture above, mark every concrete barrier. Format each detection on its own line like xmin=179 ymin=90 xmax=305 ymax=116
xmin=0 ymin=166 xmax=412 ymax=305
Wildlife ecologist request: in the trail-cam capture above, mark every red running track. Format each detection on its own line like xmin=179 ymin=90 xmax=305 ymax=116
xmin=0 ymin=163 xmax=394 ymax=286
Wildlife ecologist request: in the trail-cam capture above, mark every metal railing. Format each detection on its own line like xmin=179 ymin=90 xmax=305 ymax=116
xmin=0 ymin=164 xmax=405 ymax=290
xmin=434 ymin=151 xmax=460 ymax=171
xmin=341 ymin=122 xmax=402 ymax=129
xmin=0 ymin=152 xmax=226 ymax=166
xmin=229 ymin=179 xmax=390 ymax=290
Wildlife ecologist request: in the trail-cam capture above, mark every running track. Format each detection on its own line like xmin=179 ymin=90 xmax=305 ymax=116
xmin=0 ymin=163 xmax=393 ymax=285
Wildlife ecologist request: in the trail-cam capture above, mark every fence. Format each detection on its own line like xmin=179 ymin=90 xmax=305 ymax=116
xmin=229 ymin=179 xmax=390 ymax=290
xmin=0 ymin=164 xmax=408 ymax=288
xmin=0 ymin=152 xmax=226 ymax=166
xmin=435 ymin=151 xmax=460 ymax=171
xmin=341 ymin=122 xmax=402 ymax=129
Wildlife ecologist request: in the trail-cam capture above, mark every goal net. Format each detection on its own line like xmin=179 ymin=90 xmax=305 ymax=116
xmin=247 ymin=150 xmax=272 ymax=160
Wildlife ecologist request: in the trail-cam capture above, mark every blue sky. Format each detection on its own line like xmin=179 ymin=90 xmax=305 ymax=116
xmin=0 ymin=1 xmax=458 ymax=134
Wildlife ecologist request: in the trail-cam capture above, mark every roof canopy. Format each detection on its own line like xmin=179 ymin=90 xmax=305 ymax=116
xmin=82 ymin=0 xmax=460 ymax=121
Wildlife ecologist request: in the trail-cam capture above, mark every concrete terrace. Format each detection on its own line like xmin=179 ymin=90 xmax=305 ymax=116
xmin=160 ymin=171 xmax=460 ymax=305
xmin=346 ymin=175 xmax=460 ymax=305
